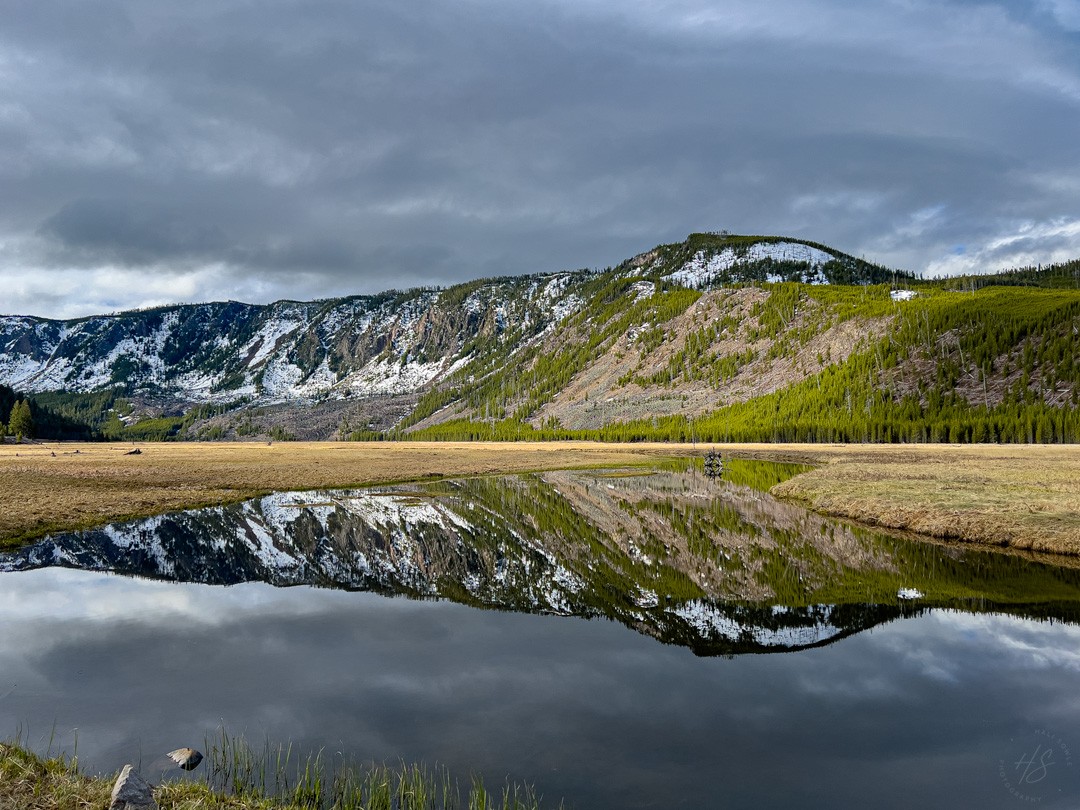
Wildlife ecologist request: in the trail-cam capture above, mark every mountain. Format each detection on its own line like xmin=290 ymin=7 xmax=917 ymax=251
xmin=1 ymin=232 xmax=1079 ymax=443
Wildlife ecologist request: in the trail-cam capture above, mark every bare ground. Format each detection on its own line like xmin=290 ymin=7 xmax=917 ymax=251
xmin=532 ymin=288 xmax=891 ymax=430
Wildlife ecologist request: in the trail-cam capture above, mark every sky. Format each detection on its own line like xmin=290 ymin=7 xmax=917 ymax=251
xmin=2 ymin=0 xmax=1080 ymax=319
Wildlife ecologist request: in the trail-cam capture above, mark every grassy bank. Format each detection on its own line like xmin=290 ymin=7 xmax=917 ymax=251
xmin=2 ymin=441 xmax=1080 ymax=555
xmin=0 ymin=738 xmax=550 ymax=810
xmin=771 ymin=443 xmax=1080 ymax=555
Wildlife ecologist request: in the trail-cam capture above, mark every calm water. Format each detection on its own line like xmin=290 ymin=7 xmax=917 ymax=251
xmin=2 ymin=460 xmax=1079 ymax=808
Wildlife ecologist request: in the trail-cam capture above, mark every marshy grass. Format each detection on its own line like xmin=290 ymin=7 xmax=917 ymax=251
xmin=0 ymin=741 xmax=110 ymax=810
xmin=771 ymin=443 xmax=1080 ymax=555
xmin=1 ymin=728 xmax=557 ymax=810
xmin=204 ymin=728 xmax=552 ymax=810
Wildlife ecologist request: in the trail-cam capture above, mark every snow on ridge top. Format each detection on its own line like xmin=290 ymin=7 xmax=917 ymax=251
xmin=0 ymin=315 xmax=45 ymax=330
xmin=664 ymin=241 xmax=837 ymax=288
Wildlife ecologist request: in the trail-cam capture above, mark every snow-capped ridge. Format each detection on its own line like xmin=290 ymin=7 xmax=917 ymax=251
xmin=663 ymin=241 xmax=838 ymax=288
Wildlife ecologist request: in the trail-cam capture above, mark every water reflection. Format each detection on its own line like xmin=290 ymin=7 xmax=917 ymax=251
xmin=3 ymin=462 xmax=1080 ymax=808
xmin=3 ymin=461 xmax=1080 ymax=656
xmin=2 ymin=571 xmax=1080 ymax=809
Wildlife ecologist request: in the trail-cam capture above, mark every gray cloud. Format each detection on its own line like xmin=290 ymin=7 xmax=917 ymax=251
xmin=2 ymin=0 xmax=1079 ymax=317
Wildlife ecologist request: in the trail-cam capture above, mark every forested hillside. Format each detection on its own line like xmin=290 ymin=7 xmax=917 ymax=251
xmin=2 ymin=232 xmax=1078 ymax=444
xmin=401 ymin=268 xmax=1080 ymax=444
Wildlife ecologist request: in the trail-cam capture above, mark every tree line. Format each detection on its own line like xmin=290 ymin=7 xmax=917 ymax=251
xmin=0 ymin=384 xmax=97 ymax=441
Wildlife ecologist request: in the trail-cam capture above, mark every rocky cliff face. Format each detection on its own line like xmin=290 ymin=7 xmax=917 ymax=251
xmin=0 ymin=287 xmax=541 ymax=404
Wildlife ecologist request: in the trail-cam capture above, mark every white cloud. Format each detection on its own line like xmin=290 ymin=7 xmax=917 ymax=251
xmin=0 ymin=567 xmax=344 ymax=627
xmin=925 ymin=216 xmax=1080 ymax=276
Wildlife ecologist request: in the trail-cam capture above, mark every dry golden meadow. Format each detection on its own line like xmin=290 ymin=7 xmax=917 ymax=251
xmin=771 ymin=443 xmax=1080 ymax=555
xmin=2 ymin=440 xmax=1080 ymax=555
xmin=0 ymin=441 xmax=677 ymax=547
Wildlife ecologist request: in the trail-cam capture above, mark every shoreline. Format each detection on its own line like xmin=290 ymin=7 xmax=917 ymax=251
xmin=2 ymin=441 xmax=1080 ymax=556
xmin=0 ymin=740 xmax=545 ymax=810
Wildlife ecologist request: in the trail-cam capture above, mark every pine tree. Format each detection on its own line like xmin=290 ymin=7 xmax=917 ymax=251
xmin=9 ymin=399 xmax=33 ymax=440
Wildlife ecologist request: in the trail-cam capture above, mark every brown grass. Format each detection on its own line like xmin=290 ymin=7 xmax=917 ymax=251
xmin=0 ymin=742 xmax=289 ymax=809
xmin=769 ymin=443 xmax=1080 ymax=556
xmin=0 ymin=441 xmax=681 ymax=548
xmin=4 ymin=441 xmax=1080 ymax=556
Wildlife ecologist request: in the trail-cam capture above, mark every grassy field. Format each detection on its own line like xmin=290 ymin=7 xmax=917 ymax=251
xmin=2 ymin=440 xmax=1080 ymax=555
xmin=771 ymin=443 xmax=1080 ymax=555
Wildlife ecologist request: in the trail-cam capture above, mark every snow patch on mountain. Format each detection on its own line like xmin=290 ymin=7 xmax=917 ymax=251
xmin=240 ymin=315 xmax=304 ymax=366
xmin=344 ymin=355 xmax=452 ymax=397
xmin=664 ymin=242 xmax=836 ymax=288
xmin=542 ymin=274 xmax=570 ymax=300
xmin=550 ymin=294 xmax=581 ymax=324
xmin=0 ymin=351 xmax=59 ymax=389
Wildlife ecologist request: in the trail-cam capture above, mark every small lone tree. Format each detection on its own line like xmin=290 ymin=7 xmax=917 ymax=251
xmin=9 ymin=399 xmax=33 ymax=441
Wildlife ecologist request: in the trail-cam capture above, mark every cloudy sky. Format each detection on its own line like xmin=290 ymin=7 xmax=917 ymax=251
xmin=2 ymin=0 xmax=1079 ymax=318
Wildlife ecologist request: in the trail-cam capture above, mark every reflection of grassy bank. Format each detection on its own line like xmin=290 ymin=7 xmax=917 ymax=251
xmin=0 ymin=735 xmax=550 ymax=810
xmin=742 ymin=521 xmax=1080 ymax=612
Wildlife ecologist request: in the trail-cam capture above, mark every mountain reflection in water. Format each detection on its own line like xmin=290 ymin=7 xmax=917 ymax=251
xmin=3 ymin=461 xmax=1080 ymax=655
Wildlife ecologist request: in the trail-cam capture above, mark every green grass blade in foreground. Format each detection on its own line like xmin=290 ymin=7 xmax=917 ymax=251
xmin=201 ymin=728 xmax=550 ymax=810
